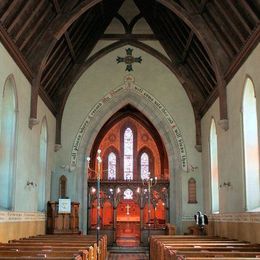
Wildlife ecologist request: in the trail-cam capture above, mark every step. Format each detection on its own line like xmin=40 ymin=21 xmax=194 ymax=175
xmin=108 ymin=246 xmax=149 ymax=253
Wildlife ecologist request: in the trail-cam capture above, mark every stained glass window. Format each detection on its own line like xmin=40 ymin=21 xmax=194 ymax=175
xmin=108 ymin=152 xmax=116 ymax=180
xmin=124 ymin=127 xmax=133 ymax=180
xmin=124 ymin=189 xmax=133 ymax=199
xmin=141 ymin=152 xmax=149 ymax=180
xmin=188 ymin=178 xmax=197 ymax=204
xmin=242 ymin=78 xmax=260 ymax=211
xmin=210 ymin=119 xmax=219 ymax=213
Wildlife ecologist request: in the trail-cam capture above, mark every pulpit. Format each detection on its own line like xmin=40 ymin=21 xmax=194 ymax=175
xmin=46 ymin=201 xmax=80 ymax=234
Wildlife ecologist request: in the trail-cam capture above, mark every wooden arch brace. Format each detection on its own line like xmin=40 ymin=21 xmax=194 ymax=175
xmin=54 ymin=39 xmax=204 ymax=149
xmin=28 ymin=0 xmax=102 ymax=128
xmin=157 ymin=0 xmax=230 ymax=129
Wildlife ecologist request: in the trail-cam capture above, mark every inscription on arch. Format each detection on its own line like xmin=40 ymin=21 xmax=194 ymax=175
xmin=70 ymin=75 xmax=188 ymax=171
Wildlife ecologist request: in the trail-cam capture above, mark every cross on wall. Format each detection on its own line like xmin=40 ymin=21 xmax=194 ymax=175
xmin=116 ymin=48 xmax=142 ymax=72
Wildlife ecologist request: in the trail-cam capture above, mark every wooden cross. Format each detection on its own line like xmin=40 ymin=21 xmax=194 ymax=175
xmin=116 ymin=48 xmax=142 ymax=72
xmin=126 ymin=204 xmax=131 ymax=215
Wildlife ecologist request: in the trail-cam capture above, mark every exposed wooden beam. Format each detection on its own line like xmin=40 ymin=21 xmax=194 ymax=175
xmin=0 ymin=24 xmax=33 ymax=81
xmin=202 ymin=10 xmax=234 ymax=59
xmin=7 ymin=1 xmax=31 ymax=33
xmin=225 ymin=0 xmax=251 ymax=35
xmin=39 ymin=87 xmax=57 ymax=115
xmin=182 ymin=31 xmax=194 ymax=61
xmin=199 ymin=87 xmax=218 ymax=116
xmin=52 ymin=0 xmax=76 ymax=61
xmin=14 ymin=0 xmax=45 ymax=43
xmin=224 ymin=25 xmax=260 ymax=83
xmin=240 ymin=0 xmax=259 ymax=23
xmin=0 ymin=0 xmax=16 ymax=23
xmin=101 ymin=33 xmax=157 ymax=41
xmin=115 ymin=13 xmax=129 ymax=33
xmin=47 ymin=57 xmax=72 ymax=96
xmin=19 ymin=3 xmax=51 ymax=51
xmin=41 ymin=39 xmax=68 ymax=85
xmin=45 ymin=37 xmax=66 ymax=68
xmin=129 ymin=13 xmax=143 ymax=33
xmin=198 ymin=0 xmax=208 ymax=13
xmin=188 ymin=51 xmax=214 ymax=91
xmin=192 ymin=42 xmax=217 ymax=85
xmin=73 ymin=16 xmax=99 ymax=57
xmin=214 ymin=0 xmax=245 ymax=44
xmin=207 ymin=2 xmax=240 ymax=53
xmin=64 ymin=32 xmax=76 ymax=60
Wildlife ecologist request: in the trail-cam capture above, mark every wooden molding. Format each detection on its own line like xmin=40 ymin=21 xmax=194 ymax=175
xmin=101 ymin=34 xmax=157 ymax=41
xmin=39 ymin=87 xmax=57 ymax=116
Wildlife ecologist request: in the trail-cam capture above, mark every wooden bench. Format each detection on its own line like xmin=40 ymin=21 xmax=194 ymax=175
xmin=150 ymin=235 xmax=260 ymax=260
xmin=0 ymin=234 xmax=107 ymax=260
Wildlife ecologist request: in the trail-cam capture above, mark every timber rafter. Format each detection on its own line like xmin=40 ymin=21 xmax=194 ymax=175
xmin=0 ymin=0 xmax=259 ymax=142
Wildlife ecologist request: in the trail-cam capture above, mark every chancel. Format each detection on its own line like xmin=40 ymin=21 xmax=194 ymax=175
xmin=0 ymin=0 xmax=260 ymax=259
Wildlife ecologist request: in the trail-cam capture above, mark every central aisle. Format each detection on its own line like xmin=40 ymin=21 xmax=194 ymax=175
xmin=108 ymin=252 xmax=148 ymax=260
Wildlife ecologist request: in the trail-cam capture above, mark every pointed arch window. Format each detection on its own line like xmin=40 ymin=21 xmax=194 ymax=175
xmin=38 ymin=118 xmax=48 ymax=211
xmin=210 ymin=119 xmax=219 ymax=213
xmin=242 ymin=77 xmax=260 ymax=211
xmin=124 ymin=127 xmax=134 ymax=180
xmin=108 ymin=152 xmax=117 ymax=180
xmin=59 ymin=175 xmax=67 ymax=198
xmin=0 ymin=75 xmax=17 ymax=209
xmin=141 ymin=152 xmax=149 ymax=180
xmin=188 ymin=178 xmax=197 ymax=204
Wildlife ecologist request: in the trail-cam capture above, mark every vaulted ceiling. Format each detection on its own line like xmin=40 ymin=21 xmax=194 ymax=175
xmin=0 ymin=0 xmax=259 ymax=145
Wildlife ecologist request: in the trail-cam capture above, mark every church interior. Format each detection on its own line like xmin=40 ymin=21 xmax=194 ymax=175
xmin=0 ymin=0 xmax=260 ymax=259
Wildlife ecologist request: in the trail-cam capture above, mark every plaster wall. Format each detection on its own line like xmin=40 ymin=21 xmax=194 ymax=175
xmin=54 ymin=46 xmax=202 ymax=233
xmin=201 ymin=43 xmax=260 ymax=242
xmin=0 ymin=42 xmax=56 ymax=240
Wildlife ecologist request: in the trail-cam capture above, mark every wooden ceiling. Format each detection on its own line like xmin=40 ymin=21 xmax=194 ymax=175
xmin=0 ymin=0 xmax=259 ymax=146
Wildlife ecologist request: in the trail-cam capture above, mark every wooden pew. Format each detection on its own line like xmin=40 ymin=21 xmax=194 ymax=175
xmin=150 ymin=235 xmax=260 ymax=260
xmin=0 ymin=234 xmax=107 ymax=260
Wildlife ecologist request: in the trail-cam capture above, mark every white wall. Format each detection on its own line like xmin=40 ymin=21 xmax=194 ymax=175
xmin=0 ymin=42 xmax=56 ymax=212
xmin=201 ymin=43 xmax=260 ymax=214
xmin=53 ymin=45 xmax=203 ymax=231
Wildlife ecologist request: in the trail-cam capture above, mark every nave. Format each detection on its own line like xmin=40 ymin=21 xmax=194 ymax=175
xmin=108 ymin=253 xmax=148 ymax=260
xmin=0 ymin=233 xmax=260 ymax=259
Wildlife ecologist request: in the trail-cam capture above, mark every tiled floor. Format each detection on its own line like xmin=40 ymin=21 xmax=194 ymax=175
xmin=108 ymin=252 xmax=149 ymax=260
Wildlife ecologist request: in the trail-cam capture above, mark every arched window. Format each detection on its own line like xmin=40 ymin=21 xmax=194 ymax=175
xmin=0 ymin=75 xmax=17 ymax=209
xmin=188 ymin=178 xmax=197 ymax=204
xmin=108 ymin=152 xmax=116 ymax=180
xmin=242 ymin=78 xmax=260 ymax=211
xmin=59 ymin=175 xmax=67 ymax=198
xmin=141 ymin=152 xmax=149 ymax=180
xmin=124 ymin=127 xmax=133 ymax=180
xmin=38 ymin=118 xmax=48 ymax=211
xmin=210 ymin=119 xmax=219 ymax=213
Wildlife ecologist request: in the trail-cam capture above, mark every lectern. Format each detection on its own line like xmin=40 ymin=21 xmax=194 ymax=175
xmin=46 ymin=200 xmax=80 ymax=234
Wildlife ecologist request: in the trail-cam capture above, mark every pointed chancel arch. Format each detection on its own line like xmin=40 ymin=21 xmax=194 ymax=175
xmin=210 ymin=118 xmax=219 ymax=213
xmin=0 ymin=75 xmax=18 ymax=210
xmin=242 ymin=77 xmax=260 ymax=211
xmin=38 ymin=117 xmax=48 ymax=211
xmin=79 ymin=90 xmax=186 ymax=233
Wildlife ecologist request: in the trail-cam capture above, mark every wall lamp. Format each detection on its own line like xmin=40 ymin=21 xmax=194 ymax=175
xmin=26 ymin=181 xmax=37 ymax=188
xmin=219 ymin=181 xmax=232 ymax=188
